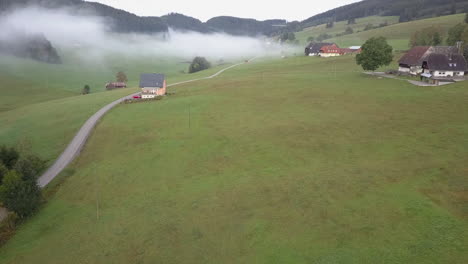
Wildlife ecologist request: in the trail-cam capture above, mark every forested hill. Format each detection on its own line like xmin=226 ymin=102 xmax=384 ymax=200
xmin=301 ymin=0 xmax=468 ymax=27
xmin=0 ymin=0 xmax=168 ymax=34
xmin=206 ymin=17 xmax=287 ymax=36
xmin=0 ymin=0 xmax=285 ymax=36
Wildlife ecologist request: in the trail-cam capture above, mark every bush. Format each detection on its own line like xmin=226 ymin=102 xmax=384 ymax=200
xmin=364 ymin=24 xmax=374 ymax=31
xmin=0 ymin=170 xmax=42 ymax=218
xmin=0 ymin=162 xmax=7 ymax=185
xmin=14 ymin=155 xmax=45 ymax=182
xmin=189 ymin=57 xmax=211 ymax=74
xmin=316 ymin=33 xmax=332 ymax=41
xmin=0 ymin=146 xmax=19 ymax=170
xmin=82 ymin=85 xmax=90 ymax=95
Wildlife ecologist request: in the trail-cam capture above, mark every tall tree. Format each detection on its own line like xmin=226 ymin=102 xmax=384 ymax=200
xmin=356 ymin=37 xmax=393 ymax=71
xmin=451 ymin=0 xmax=457 ymax=15
xmin=410 ymin=26 xmax=443 ymax=47
xmin=447 ymin=23 xmax=468 ymax=45
xmin=116 ymin=71 xmax=128 ymax=83
xmin=347 ymin=18 xmax=356 ymax=25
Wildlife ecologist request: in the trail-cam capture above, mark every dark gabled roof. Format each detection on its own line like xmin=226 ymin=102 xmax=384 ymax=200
xmin=399 ymin=46 xmax=461 ymax=67
xmin=398 ymin=46 xmax=430 ymax=66
xmin=306 ymin=42 xmax=335 ymax=53
xmin=139 ymin=73 xmax=165 ymax=88
xmin=429 ymin=46 xmax=459 ymax=56
xmin=425 ymin=54 xmax=468 ymax=72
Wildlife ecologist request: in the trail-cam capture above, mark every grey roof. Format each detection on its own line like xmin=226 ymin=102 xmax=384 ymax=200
xmin=425 ymin=54 xmax=468 ymax=72
xmin=139 ymin=73 xmax=165 ymax=88
xmin=428 ymin=46 xmax=459 ymax=56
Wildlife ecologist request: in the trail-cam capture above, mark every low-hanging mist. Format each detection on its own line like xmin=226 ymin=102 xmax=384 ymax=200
xmin=0 ymin=6 xmax=290 ymax=64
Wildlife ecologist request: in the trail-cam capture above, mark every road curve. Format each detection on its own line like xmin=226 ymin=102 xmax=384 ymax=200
xmin=38 ymin=60 xmax=250 ymax=187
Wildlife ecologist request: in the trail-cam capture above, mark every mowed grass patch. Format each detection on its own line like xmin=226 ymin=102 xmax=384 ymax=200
xmin=297 ymin=14 xmax=465 ymax=50
xmin=296 ymin=16 xmax=399 ymax=44
xmin=0 ymin=59 xmax=236 ymax=163
xmin=0 ymin=52 xmax=235 ymax=112
xmin=0 ymin=56 xmax=467 ymax=263
xmin=327 ymin=14 xmax=466 ymax=50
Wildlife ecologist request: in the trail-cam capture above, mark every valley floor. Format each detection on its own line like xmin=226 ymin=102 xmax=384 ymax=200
xmin=1 ymin=55 xmax=467 ymax=263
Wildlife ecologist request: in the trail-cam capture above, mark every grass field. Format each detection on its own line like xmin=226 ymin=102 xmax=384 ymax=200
xmin=297 ymin=14 xmax=466 ymax=50
xmin=1 ymin=55 xmax=467 ymax=263
xmin=0 ymin=52 xmax=239 ymax=164
xmin=296 ymin=16 xmax=399 ymax=44
xmin=0 ymin=53 xmax=233 ymax=112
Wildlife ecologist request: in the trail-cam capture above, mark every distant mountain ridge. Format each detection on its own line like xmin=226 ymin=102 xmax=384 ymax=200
xmin=1 ymin=0 xmax=468 ymax=37
xmin=0 ymin=0 xmax=287 ymax=36
xmin=300 ymin=0 xmax=468 ymax=28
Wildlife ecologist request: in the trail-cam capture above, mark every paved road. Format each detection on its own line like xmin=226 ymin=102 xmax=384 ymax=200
xmin=37 ymin=60 xmax=250 ymax=188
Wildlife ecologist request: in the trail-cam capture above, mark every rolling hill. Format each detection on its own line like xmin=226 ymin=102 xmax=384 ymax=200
xmin=1 ymin=54 xmax=467 ymax=264
xmin=298 ymin=13 xmax=466 ymax=50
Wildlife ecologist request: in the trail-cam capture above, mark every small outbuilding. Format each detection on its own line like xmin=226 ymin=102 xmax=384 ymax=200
xmin=139 ymin=73 xmax=166 ymax=99
xmin=105 ymin=82 xmax=127 ymax=90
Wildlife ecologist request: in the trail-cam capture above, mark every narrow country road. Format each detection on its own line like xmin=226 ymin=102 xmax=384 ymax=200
xmin=37 ymin=60 xmax=250 ymax=187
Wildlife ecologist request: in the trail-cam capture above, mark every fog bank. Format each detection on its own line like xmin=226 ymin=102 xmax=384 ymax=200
xmin=0 ymin=6 xmax=290 ymax=63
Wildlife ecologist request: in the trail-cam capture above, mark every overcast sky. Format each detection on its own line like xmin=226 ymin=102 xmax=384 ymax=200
xmin=88 ymin=0 xmax=362 ymax=22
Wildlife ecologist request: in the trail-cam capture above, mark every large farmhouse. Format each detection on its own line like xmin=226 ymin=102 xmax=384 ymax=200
xmin=139 ymin=73 xmax=166 ymax=99
xmin=421 ymin=54 xmax=467 ymax=84
xmin=305 ymin=42 xmax=361 ymax=57
xmin=398 ymin=46 xmax=460 ymax=75
xmin=305 ymin=42 xmax=334 ymax=56
xmin=398 ymin=46 xmax=467 ymax=84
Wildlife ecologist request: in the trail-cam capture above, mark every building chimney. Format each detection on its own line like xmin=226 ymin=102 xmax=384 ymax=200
xmin=456 ymin=41 xmax=463 ymax=55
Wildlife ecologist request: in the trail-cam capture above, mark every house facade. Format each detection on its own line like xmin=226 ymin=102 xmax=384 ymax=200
xmin=139 ymin=73 xmax=166 ymax=99
xmin=319 ymin=44 xmax=341 ymax=57
xmin=305 ymin=42 xmax=361 ymax=57
xmin=305 ymin=42 xmax=334 ymax=56
xmin=421 ymin=53 xmax=467 ymax=84
xmin=398 ymin=46 xmax=460 ymax=75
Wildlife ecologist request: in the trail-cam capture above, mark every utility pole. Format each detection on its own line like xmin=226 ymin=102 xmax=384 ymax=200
xmin=456 ymin=41 xmax=463 ymax=55
xmin=96 ymin=169 xmax=100 ymax=221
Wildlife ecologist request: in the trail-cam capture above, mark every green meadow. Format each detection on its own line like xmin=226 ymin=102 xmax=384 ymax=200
xmin=296 ymin=16 xmax=399 ymax=44
xmin=298 ymin=14 xmax=466 ymax=50
xmin=1 ymin=55 xmax=467 ymax=263
xmin=0 ymin=52 xmax=236 ymax=163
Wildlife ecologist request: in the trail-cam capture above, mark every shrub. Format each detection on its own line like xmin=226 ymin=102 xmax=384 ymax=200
xmin=0 ymin=146 xmax=19 ymax=170
xmin=82 ymin=85 xmax=90 ymax=95
xmin=189 ymin=57 xmax=211 ymax=74
xmin=0 ymin=170 xmax=42 ymax=218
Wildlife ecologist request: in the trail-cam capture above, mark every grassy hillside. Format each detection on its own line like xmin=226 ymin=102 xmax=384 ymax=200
xmin=296 ymin=16 xmax=399 ymax=44
xmin=0 ymin=55 xmax=237 ymax=164
xmin=0 ymin=53 xmax=196 ymax=112
xmin=1 ymin=55 xmax=467 ymax=263
xmin=298 ymin=14 xmax=466 ymax=50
